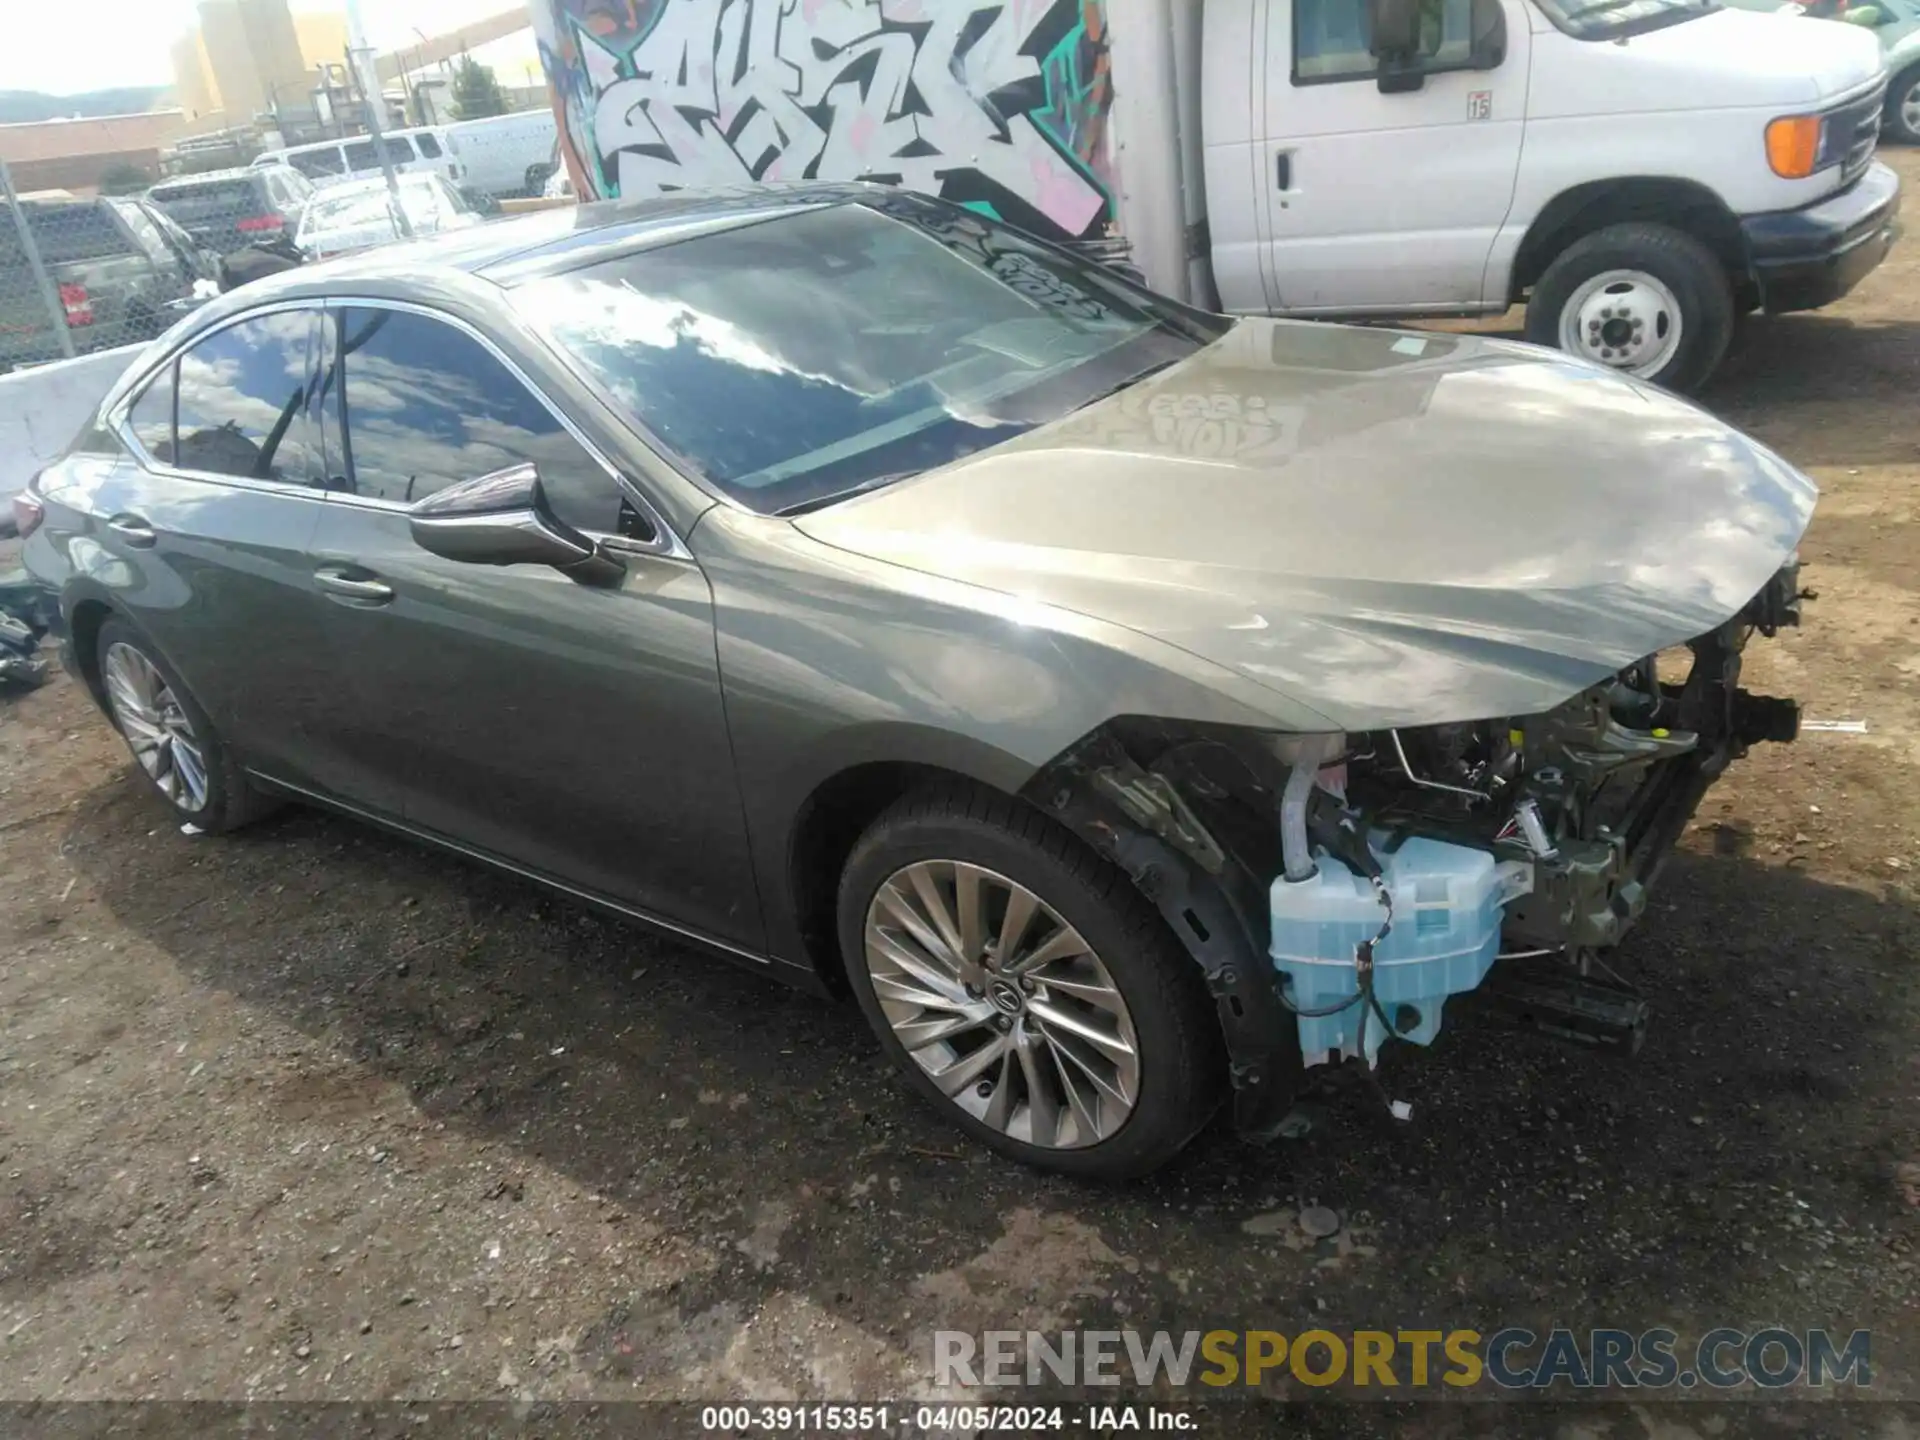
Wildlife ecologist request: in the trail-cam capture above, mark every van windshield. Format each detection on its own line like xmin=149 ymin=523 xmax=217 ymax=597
xmin=1530 ymin=0 xmax=1717 ymax=39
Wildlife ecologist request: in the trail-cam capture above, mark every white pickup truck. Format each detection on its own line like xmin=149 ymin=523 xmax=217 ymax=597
xmin=535 ymin=0 xmax=1901 ymax=391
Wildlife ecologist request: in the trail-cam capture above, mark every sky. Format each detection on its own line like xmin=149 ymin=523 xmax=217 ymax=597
xmin=0 ymin=0 xmax=522 ymax=98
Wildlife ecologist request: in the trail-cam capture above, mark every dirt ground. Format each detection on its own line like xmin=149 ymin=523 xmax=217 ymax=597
xmin=3 ymin=153 xmax=1919 ymax=1437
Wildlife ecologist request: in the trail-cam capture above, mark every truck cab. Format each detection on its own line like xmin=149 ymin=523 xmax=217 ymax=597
xmin=1174 ymin=0 xmax=1900 ymax=388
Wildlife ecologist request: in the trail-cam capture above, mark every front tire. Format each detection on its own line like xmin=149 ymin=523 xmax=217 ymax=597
xmin=837 ymin=783 xmax=1222 ymax=1179
xmin=96 ymin=618 xmax=277 ymax=832
xmin=1527 ymin=222 xmax=1735 ymax=393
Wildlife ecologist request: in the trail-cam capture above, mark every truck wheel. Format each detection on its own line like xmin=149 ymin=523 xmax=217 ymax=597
xmin=525 ymin=164 xmax=554 ymax=198
xmin=1888 ymin=65 xmax=1920 ymax=145
xmin=1527 ymin=223 xmax=1734 ymax=393
xmin=836 ymin=783 xmax=1223 ymax=1179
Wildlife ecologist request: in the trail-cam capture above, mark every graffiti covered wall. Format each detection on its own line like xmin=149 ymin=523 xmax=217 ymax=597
xmin=529 ymin=0 xmax=1117 ymax=241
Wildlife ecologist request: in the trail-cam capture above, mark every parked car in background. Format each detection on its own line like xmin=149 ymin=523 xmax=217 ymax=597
xmin=1718 ymin=0 xmax=1920 ymax=141
xmin=293 ymin=173 xmax=483 ymax=261
xmin=444 ymin=109 xmax=560 ymax=198
xmin=0 ymin=195 xmax=214 ymax=371
xmin=19 ymin=187 xmax=1812 ymax=1177
xmin=254 ymin=128 xmax=459 ymax=189
xmin=147 ymin=164 xmax=315 ymax=259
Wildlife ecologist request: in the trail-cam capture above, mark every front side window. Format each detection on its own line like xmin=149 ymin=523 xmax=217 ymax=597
xmin=333 ymin=306 xmax=625 ymax=532
xmin=1293 ymin=0 xmax=1474 ymax=81
xmin=515 ymin=196 xmax=1224 ymax=516
xmin=172 ymin=310 xmax=320 ymax=484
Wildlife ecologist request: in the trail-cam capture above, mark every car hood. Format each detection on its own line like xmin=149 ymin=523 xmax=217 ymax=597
xmin=794 ymin=321 xmax=1818 ymax=732
xmin=1532 ymin=7 xmax=1885 ymax=107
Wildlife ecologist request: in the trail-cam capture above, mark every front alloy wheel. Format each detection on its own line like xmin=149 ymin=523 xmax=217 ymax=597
xmin=838 ymin=784 xmax=1223 ymax=1178
xmin=103 ymin=640 xmax=210 ymax=813
xmin=864 ymin=860 xmax=1140 ymax=1148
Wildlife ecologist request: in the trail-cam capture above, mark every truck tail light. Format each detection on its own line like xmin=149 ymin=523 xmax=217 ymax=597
xmin=237 ymin=213 xmax=286 ymax=234
xmin=12 ymin=487 xmax=45 ymax=540
xmin=57 ymin=283 xmax=93 ymax=327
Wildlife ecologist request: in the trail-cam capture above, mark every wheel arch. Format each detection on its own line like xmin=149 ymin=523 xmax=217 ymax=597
xmin=66 ymin=594 xmax=119 ymax=712
xmin=1510 ymin=177 xmax=1746 ymax=303
xmin=784 ymin=718 xmax=1305 ymax=1137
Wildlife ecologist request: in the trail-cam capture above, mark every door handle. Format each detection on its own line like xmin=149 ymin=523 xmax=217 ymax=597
xmin=314 ymin=567 xmax=395 ymax=604
xmin=1276 ymin=152 xmax=1292 ymax=191
xmin=107 ymin=514 xmax=157 ymax=549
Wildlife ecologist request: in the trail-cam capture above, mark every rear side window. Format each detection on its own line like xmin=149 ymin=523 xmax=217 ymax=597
xmin=289 ymin=148 xmax=346 ymax=179
xmin=334 ymin=305 xmax=623 ymax=530
xmin=172 ymin=311 xmax=320 ymax=484
xmin=24 ymin=204 xmax=131 ymax=264
xmin=128 ymin=363 xmax=177 ymax=462
xmin=415 ymin=134 xmax=442 ymax=159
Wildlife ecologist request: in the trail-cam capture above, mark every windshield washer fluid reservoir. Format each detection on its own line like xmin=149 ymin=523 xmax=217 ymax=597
xmin=1270 ymin=837 xmax=1530 ymax=1067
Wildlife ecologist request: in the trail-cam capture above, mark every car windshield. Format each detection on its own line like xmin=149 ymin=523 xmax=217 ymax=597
xmin=306 ymin=177 xmax=439 ymax=232
xmin=1531 ymin=0 xmax=1716 ymax=39
xmin=515 ymin=196 xmax=1224 ymax=515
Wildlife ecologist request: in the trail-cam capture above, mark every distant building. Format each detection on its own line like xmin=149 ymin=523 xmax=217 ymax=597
xmin=170 ymin=31 xmax=223 ymax=121
xmin=294 ymin=12 xmax=349 ymax=73
xmin=0 ymin=111 xmax=188 ymax=193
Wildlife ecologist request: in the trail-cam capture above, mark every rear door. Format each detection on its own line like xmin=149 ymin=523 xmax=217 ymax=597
xmin=1259 ymin=0 xmax=1529 ymax=311
xmin=91 ymin=306 xmax=339 ymax=784
xmin=305 ymin=301 xmax=763 ymax=948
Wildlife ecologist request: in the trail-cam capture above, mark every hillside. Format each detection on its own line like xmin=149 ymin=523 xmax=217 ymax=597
xmin=0 ymin=87 xmax=168 ymax=124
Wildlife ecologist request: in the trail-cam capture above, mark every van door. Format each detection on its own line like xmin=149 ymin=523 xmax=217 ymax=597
xmin=1259 ymin=0 xmax=1529 ymax=312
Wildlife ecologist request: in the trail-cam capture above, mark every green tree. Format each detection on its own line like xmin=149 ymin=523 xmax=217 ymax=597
xmin=98 ymin=161 xmax=153 ymax=195
xmin=449 ymin=56 xmax=509 ymax=120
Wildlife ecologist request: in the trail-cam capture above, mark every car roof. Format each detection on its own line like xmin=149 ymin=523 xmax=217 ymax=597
xmin=225 ymin=182 xmax=881 ymax=297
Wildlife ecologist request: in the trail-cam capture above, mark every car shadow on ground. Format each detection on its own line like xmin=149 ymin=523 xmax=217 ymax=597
xmin=62 ymin=769 xmax=1920 ymax=1398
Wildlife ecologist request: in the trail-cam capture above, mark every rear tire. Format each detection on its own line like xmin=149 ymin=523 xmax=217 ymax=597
xmin=95 ymin=617 xmax=278 ymax=833
xmin=1887 ymin=65 xmax=1920 ymax=146
xmin=1527 ymin=222 xmax=1735 ymax=393
xmin=836 ymin=782 xmax=1223 ymax=1179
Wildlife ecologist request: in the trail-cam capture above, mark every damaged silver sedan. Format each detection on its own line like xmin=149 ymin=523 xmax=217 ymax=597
xmin=22 ymin=185 xmax=1813 ymax=1177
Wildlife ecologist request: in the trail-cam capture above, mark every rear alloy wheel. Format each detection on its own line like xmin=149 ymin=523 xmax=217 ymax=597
xmin=103 ymin=640 xmax=210 ymax=814
xmin=95 ymin=618 xmax=277 ymax=832
xmin=1888 ymin=66 xmax=1920 ymax=146
xmin=838 ymin=784 xmax=1222 ymax=1178
xmin=1527 ymin=222 xmax=1734 ymax=393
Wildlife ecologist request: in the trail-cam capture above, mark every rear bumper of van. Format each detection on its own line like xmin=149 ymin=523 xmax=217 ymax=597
xmin=1741 ymin=160 xmax=1902 ymax=314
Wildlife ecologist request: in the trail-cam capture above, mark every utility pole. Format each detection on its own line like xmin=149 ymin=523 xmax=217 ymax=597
xmin=343 ymin=0 xmax=413 ymax=238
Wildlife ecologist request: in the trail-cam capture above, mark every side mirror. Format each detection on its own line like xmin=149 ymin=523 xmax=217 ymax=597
xmin=1368 ymin=0 xmax=1424 ymax=56
xmin=409 ymin=463 xmax=625 ymax=586
xmin=1470 ymin=0 xmax=1507 ymax=67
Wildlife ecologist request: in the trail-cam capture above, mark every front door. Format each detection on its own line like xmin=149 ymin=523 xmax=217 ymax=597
xmin=1260 ymin=0 xmax=1530 ymax=312
xmin=306 ymin=301 xmax=764 ymax=952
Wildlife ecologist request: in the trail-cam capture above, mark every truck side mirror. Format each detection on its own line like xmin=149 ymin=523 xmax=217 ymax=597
xmin=1368 ymin=0 xmax=1424 ymax=60
xmin=1469 ymin=0 xmax=1508 ymax=67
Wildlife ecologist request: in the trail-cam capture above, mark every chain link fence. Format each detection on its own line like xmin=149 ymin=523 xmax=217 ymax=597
xmin=0 ymin=149 xmax=518 ymax=376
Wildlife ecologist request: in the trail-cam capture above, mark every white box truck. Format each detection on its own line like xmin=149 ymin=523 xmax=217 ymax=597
xmin=530 ymin=0 xmax=1899 ymax=390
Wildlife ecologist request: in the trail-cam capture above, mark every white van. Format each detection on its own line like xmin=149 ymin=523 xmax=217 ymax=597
xmin=569 ymin=0 xmax=1899 ymax=391
xmin=443 ymin=110 xmax=560 ymax=199
xmin=253 ymin=128 xmax=460 ymax=190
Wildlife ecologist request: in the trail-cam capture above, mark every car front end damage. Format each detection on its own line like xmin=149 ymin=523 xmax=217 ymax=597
xmin=1024 ymin=559 xmax=1808 ymax=1138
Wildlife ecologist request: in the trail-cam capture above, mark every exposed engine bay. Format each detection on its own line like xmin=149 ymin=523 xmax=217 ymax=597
xmin=1027 ymin=559 xmax=1808 ymax=1135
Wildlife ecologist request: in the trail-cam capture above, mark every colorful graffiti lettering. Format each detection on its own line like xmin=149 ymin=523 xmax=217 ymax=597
xmin=528 ymin=0 xmax=1116 ymax=241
